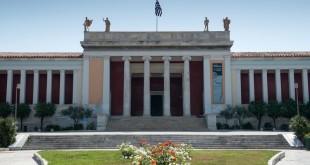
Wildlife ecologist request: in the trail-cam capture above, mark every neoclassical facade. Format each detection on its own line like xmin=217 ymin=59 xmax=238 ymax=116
xmin=0 ymin=31 xmax=309 ymax=130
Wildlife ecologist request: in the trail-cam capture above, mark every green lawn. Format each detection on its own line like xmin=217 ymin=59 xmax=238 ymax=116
xmin=39 ymin=150 xmax=278 ymax=165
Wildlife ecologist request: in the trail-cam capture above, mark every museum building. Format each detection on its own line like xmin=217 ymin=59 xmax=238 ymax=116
xmin=0 ymin=30 xmax=310 ymax=130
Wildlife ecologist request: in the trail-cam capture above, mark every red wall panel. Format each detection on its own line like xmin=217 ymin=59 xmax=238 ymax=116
xmin=52 ymin=74 xmax=60 ymax=104
xmin=131 ymin=77 xmax=143 ymax=116
xmin=170 ymin=77 xmax=183 ymax=116
xmin=25 ymin=74 xmax=34 ymax=104
xmin=38 ymin=74 xmax=47 ymax=103
xmin=254 ymin=73 xmax=262 ymax=101
xmin=65 ymin=74 xmax=73 ymax=104
xmin=190 ymin=61 xmax=203 ymax=116
xmin=281 ymin=73 xmax=289 ymax=101
xmin=111 ymin=62 xmax=124 ymax=116
xmin=267 ymin=73 xmax=276 ymax=101
xmin=241 ymin=73 xmax=249 ymax=104
xmin=150 ymin=77 xmax=163 ymax=91
xmin=0 ymin=74 xmax=7 ymax=103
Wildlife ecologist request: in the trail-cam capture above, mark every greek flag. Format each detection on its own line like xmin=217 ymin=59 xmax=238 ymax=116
xmin=155 ymin=0 xmax=162 ymax=17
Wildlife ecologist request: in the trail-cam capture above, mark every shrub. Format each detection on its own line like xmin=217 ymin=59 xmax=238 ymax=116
xmin=301 ymin=101 xmax=310 ymax=120
xmin=45 ymin=124 xmax=61 ymax=131
xmin=242 ymin=122 xmax=254 ymax=130
xmin=0 ymin=118 xmax=16 ymax=147
xmin=17 ymin=103 xmax=31 ymax=131
xmin=86 ymin=122 xmax=96 ymax=130
xmin=280 ymin=124 xmax=289 ymax=131
xmin=233 ymin=105 xmax=251 ymax=126
xmin=231 ymin=125 xmax=241 ymax=129
xmin=216 ymin=122 xmax=223 ymax=129
xmin=248 ymin=101 xmax=267 ymax=130
xmin=289 ymin=115 xmax=310 ymax=140
xmin=0 ymin=102 xmax=13 ymax=119
xmin=220 ymin=106 xmax=234 ymax=124
xmin=264 ymin=122 xmax=273 ymax=130
xmin=282 ymin=99 xmax=298 ymax=118
xmin=34 ymin=102 xmax=56 ymax=130
xmin=61 ymin=106 xmax=93 ymax=129
xmin=223 ymin=124 xmax=230 ymax=129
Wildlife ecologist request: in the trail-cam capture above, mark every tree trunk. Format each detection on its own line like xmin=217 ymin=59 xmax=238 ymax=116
xmin=273 ymin=118 xmax=276 ymax=129
xmin=40 ymin=117 xmax=44 ymax=130
xmin=258 ymin=118 xmax=262 ymax=130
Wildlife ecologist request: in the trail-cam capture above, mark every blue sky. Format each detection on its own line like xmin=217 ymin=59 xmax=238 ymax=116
xmin=0 ymin=0 xmax=309 ymax=52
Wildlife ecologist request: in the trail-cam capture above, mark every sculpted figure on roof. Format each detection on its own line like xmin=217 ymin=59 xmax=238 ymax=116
xmin=83 ymin=17 xmax=93 ymax=32
xmin=104 ymin=17 xmax=111 ymax=32
xmin=204 ymin=17 xmax=209 ymax=31
xmin=223 ymin=17 xmax=230 ymax=31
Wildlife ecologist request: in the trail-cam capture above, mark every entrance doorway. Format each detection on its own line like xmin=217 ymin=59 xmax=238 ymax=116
xmin=151 ymin=95 xmax=163 ymax=116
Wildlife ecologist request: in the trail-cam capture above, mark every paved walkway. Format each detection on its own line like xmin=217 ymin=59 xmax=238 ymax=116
xmin=277 ymin=149 xmax=310 ymax=165
xmin=0 ymin=150 xmax=38 ymax=165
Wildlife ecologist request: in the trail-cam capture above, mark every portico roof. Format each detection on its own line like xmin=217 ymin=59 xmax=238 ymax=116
xmin=231 ymin=52 xmax=310 ymax=58
xmin=0 ymin=52 xmax=83 ymax=58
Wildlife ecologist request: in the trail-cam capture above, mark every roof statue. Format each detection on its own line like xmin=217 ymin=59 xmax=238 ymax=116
xmin=104 ymin=17 xmax=111 ymax=32
xmin=223 ymin=17 xmax=230 ymax=31
xmin=204 ymin=17 xmax=209 ymax=31
xmin=83 ymin=17 xmax=93 ymax=32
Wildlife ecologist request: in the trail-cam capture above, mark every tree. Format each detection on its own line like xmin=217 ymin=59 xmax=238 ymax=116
xmin=289 ymin=115 xmax=310 ymax=140
xmin=220 ymin=106 xmax=234 ymax=124
xmin=266 ymin=100 xmax=283 ymax=129
xmin=0 ymin=102 xmax=13 ymax=119
xmin=17 ymin=103 xmax=31 ymax=131
xmin=248 ymin=101 xmax=266 ymax=130
xmin=34 ymin=102 xmax=56 ymax=130
xmin=282 ymin=99 xmax=298 ymax=118
xmin=61 ymin=106 xmax=93 ymax=129
xmin=233 ymin=105 xmax=250 ymax=126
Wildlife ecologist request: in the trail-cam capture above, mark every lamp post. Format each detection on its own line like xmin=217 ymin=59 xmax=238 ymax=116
xmin=15 ymin=84 xmax=20 ymax=121
xmin=295 ymin=83 xmax=299 ymax=116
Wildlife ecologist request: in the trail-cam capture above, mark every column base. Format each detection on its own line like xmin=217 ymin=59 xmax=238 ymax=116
xmin=96 ymin=114 xmax=109 ymax=131
xmin=205 ymin=113 xmax=217 ymax=131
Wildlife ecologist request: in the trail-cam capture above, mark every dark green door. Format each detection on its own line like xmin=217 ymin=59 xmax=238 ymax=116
xmin=151 ymin=95 xmax=163 ymax=116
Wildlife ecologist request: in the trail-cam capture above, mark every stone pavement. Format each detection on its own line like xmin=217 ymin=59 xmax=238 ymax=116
xmin=0 ymin=150 xmax=38 ymax=165
xmin=277 ymin=149 xmax=310 ymax=165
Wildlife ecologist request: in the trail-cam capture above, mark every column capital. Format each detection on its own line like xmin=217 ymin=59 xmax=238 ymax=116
xmin=182 ymin=56 xmax=191 ymax=61
xmin=83 ymin=56 xmax=90 ymax=60
xmin=162 ymin=56 xmax=171 ymax=61
xmin=122 ymin=56 xmax=132 ymax=61
xmin=73 ymin=69 xmax=78 ymax=74
xmin=60 ymin=69 xmax=65 ymax=73
xmin=33 ymin=70 xmax=39 ymax=73
xmin=302 ymin=68 xmax=308 ymax=72
xmin=275 ymin=68 xmax=281 ymax=71
xmin=103 ymin=56 xmax=110 ymax=60
xmin=203 ymin=55 xmax=211 ymax=59
xmin=235 ymin=69 xmax=241 ymax=73
xmin=142 ymin=56 xmax=152 ymax=61
xmin=262 ymin=68 xmax=267 ymax=72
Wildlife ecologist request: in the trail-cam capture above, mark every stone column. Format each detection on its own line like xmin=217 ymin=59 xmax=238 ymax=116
xmin=59 ymin=70 xmax=65 ymax=105
xmin=72 ymin=70 xmax=78 ymax=104
xmin=203 ymin=56 xmax=212 ymax=114
xmin=33 ymin=70 xmax=39 ymax=104
xmin=82 ymin=57 xmax=89 ymax=105
xmin=249 ymin=69 xmax=255 ymax=101
xmin=262 ymin=69 xmax=268 ymax=103
xmin=236 ymin=69 xmax=242 ymax=105
xmin=19 ymin=70 xmax=26 ymax=103
xmin=6 ymin=70 xmax=13 ymax=104
xmin=102 ymin=56 xmax=111 ymax=115
xmin=224 ymin=56 xmax=232 ymax=105
xmin=302 ymin=69 xmax=309 ymax=103
xmin=46 ymin=70 xmax=52 ymax=103
xmin=289 ymin=68 xmax=295 ymax=100
xmin=122 ymin=56 xmax=131 ymax=116
xmin=143 ymin=56 xmax=151 ymax=116
xmin=275 ymin=69 xmax=282 ymax=102
xmin=182 ymin=56 xmax=191 ymax=116
xmin=163 ymin=56 xmax=171 ymax=116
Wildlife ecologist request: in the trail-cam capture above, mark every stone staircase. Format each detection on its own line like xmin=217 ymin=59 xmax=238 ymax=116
xmin=22 ymin=134 xmax=292 ymax=150
xmin=105 ymin=116 xmax=208 ymax=131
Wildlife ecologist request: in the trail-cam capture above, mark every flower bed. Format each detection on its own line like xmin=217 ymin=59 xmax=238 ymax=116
xmin=119 ymin=140 xmax=193 ymax=165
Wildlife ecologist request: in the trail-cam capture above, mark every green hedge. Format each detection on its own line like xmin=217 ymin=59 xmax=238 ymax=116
xmin=0 ymin=118 xmax=16 ymax=147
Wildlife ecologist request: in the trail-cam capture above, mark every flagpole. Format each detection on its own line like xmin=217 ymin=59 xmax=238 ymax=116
xmin=156 ymin=16 xmax=158 ymax=32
